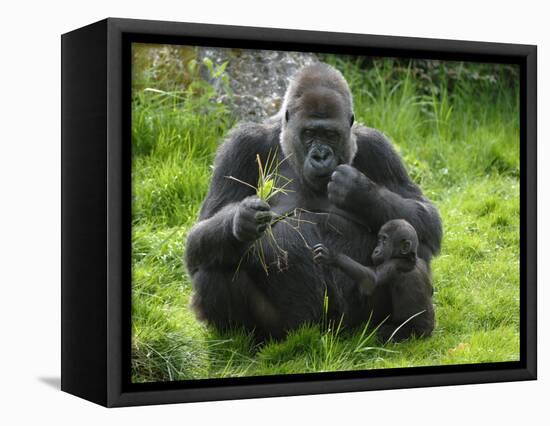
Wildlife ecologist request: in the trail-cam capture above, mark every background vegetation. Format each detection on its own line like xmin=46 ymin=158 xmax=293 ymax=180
xmin=131 ymin=45 xmax=520 ymax=383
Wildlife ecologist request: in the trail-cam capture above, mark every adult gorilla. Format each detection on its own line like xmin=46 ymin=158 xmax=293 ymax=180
xmin=185 ymin=63 xmax=442 ymax=340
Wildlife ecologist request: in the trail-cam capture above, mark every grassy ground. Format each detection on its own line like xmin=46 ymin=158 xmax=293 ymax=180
xmin=131 ymin=50 xmax=520 ymax=383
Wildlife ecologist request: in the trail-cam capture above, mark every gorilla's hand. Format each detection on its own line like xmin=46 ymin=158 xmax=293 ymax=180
xmin=232 ymin=196 xmax=273 ymax=242
xmin=312 ymin=243 xmax=335 ymax=265
xmin=327 ymin=164 xmax=376 ymax=211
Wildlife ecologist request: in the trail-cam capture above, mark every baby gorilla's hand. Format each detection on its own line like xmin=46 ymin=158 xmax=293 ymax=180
xmin=312 ymin=243 xmax=335 ymax=266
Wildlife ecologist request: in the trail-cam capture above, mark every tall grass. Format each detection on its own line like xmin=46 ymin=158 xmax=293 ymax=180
xmin=131 ymin=49 xmax=520 ymax=383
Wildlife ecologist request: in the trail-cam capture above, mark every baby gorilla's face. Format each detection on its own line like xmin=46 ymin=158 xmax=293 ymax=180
xmin=371 ymin=219 xmax=419 ymax=265
xmin=371 ymin=229 xmax=392 ymax=266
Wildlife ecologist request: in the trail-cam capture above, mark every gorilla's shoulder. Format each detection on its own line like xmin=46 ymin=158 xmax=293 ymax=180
xmin=353 ymin=125 xmax=393 ymax=152
xmin=227 ymin=121 xmax=275 ymax=140
xmin=352 ymin=124 xmax=410 ymax=185
xmin=220 ymin=118 xmax=281 ymax=153
xmin=213 ymin=118 xmax=281 ymax=174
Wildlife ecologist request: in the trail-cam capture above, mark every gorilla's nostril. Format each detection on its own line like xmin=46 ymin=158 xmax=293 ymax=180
xmin=312 ymin=152 xmax=323 ymax=162
xmin=311 ymin=148 xmax=331 ymax=164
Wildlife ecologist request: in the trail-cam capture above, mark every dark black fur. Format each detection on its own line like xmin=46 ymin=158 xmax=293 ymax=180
xmin=313 ymin=219 xmax=435 ymax=342
xmin=185 ymin=63 xmax=442 ymax=339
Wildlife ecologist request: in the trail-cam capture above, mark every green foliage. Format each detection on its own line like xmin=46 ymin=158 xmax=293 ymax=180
xmin=131 ymin=52 xmax=520 ymax=383
xmin=227 ymin=151 xmax=294 ymax=275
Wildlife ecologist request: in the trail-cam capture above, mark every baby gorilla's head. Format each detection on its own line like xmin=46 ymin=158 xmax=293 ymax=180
xmin=372 ymin=219 xmax=419 ymax=266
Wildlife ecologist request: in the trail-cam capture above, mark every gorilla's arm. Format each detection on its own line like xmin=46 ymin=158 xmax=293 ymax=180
xmin=333 ymin=253 xmax=377 ymax=295
xmin=185 ymin=123 xmax=274 ymax=272
xmin=313 ymin=244 xmax=378 ymax=295
xmin=332 ymin=127 xmax=442 ymax=260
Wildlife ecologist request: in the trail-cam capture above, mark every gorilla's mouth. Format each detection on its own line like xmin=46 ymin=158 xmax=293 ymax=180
xmin=304 ymin=167 xmax=334 ymax=191
xmin=313 ymin=170 xmax=332 ymax=179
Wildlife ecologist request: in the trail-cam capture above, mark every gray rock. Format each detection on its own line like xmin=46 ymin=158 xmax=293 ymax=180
xmin=197 ymin=47 xmax=318 ymax=121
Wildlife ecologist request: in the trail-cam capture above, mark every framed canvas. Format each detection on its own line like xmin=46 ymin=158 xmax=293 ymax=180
xmin=61 ymin=18 xmax=537 ymax=407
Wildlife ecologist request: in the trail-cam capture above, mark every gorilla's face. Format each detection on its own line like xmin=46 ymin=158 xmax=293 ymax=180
xmin=372 ymin=220 xmax=419 ymax=266
xmin=281 ymin=87 xmax=356 ymax=193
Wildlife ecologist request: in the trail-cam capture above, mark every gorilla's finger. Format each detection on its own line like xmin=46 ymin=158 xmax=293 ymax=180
xmin=313 ymin=243 xmax=325 ymax=250
xmin=313 ymin=254 xmax=328 ymax=264
xmin=330 ymin=170 xmax=345 ymax=182
xmin=327 ymin=184 xmax=345 ymax=204
xmin=332 ymin=172 xmax=352 ymax=187
xmin=335 ymin=164 xmax=355 ymax=176
xmin=314 ymin=250 xmax=329 ymax=259
xmin=245 ymin=196 xmax=270 ymax=211
xmin=241 ymin=222 xmax=260 ymax=235
xmin=330 ymin=181 xmax=346 ymax=194
xmin=236 ymin=226 xmax=258 ymax=242
xmin=255 ymin=211 xmax=274 ymax=223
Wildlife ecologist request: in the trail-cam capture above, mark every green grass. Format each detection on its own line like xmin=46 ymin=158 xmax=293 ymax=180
xmin=131 ymin=50 xmax=520 ymax=383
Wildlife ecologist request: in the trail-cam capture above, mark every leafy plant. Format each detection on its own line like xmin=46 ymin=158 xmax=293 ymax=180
xmin=227 ymin=149 xmax=293 ymax=275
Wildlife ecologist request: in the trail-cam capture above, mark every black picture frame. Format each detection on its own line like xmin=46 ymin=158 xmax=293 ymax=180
xmin=61 ymin=17 xmax=537 ymax=407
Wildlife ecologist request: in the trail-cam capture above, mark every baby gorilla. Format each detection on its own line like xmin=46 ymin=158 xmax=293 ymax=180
xmin=313 ymin=219 xmax=434 ymax=342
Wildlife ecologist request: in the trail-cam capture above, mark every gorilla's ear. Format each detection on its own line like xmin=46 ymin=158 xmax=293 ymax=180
xmin=350 ymin=114 xmax=355 ymax=127
xmin=400 ymin=239 xmax=412 ymax=255
xmin=285 ymin=110 xmax=290 ymax=122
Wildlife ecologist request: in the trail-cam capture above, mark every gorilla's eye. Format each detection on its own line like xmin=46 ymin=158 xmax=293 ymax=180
xmin=326 ymin=130 xmax=339 ymax=140
xmin=350 ymin=114 xmax=355 ymax=127
xmin=303 ymin=129 xmax=314 ymax=139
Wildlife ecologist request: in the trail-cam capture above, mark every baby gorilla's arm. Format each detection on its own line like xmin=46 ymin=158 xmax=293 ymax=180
xmin=333 ymin=253 xmax=378 ymax=295
xmin=312 ymin=244 xmax=378 ymax=295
